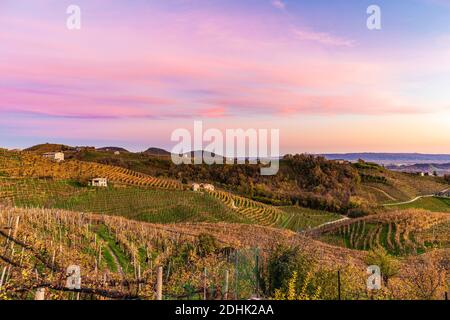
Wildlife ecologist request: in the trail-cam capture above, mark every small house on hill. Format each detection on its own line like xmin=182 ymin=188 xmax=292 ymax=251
xmin=43 ymin=152 xmax=64 ymax=162
xmin=89 ymin=178 xmax=108 ymax=187
xmin=202 ymin=184 xmax=215 ymax=191
xmin=332 ymin=159 xmax=350 ymax=165
xmin=192 ymin=183 xmax=215 ymax=192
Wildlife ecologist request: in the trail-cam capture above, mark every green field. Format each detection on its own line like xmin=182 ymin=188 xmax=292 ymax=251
xmin=0 ymin=176 xmax=348 ymax=230
xmin=389 ymin=197 xmax=450 ymax=212
xmin=0 ymin=177 xmax=248 ymax=224
xmin=53 ymin=187 xmax=248 ymax=224
xmin=279 ymin=206 xmax=342 ymax=231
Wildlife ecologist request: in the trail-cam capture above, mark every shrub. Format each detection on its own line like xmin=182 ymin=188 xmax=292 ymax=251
xmin=366 ymin=246 xmax=399 ymax=285
xmin=263 ymin=246 xmax=316 ymax=297
xmin=197 ymin=233 xmax=219 ymax=257
xmin=347 ymin=208 xmax=370 ymax=218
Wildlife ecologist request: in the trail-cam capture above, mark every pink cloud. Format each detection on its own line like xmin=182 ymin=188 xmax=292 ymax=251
xmin=0 ymin=1 xmax=443 ymax=124
xmin=293 ymin=29 xmax=355 ymax=47
xmin=271 ymin=1 xmax=286 ymax=10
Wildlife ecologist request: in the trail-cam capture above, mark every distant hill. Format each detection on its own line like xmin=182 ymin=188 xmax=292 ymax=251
xmin=97 ymin=147 xmax=129 ymax=153
xmin=386 ymin=163 xmax=450 ymax=176
xmin=24 ymin=143 xmax=75 ymax=153
xmin=143 ymin=147 xmax=170 ymax=156
xmin=322 ymin=153 xmax=450 ymax=165
xmin=183 ymin=150 xmax=224 ymax=159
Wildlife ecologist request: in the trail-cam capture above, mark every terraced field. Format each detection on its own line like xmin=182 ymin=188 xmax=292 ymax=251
xmin=355 ymin=164 xmax=448 ymax=204
xmin=0 ymin=150 xmax=182 ymax=190
xmin=0 ymin=177 xmax=84 ymax=207
xmin=389 ymin=196 xmax=450 ymax=213
xmin=0 ymin=177 xmax=248 ymax=224
xmin=55 ymin=188 xmax=248 ymax=224
xmin=317 ymin=210 xmax=450 ymax=255
xmin=0 ymin=151 xmax=289 ymax=227
xmin=208 ymin=190 xmax=288 ymax=227
xmin=279 ymin=206 xmax=342 ymax=231
xmin=0 ymin=206 xmax=367 ymax=300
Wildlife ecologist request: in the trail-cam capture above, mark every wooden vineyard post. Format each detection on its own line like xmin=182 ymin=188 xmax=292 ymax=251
xmin=255 ymin=249 xmax=259 ymax=298
xmin=223 ymin=270 xmax=229 ymax=300
xmin=203 ymin=268 xmax=207 ymax=300
xmin=0 ymin=266 xmax=7 ymax=289
xmin=235 ymin=251 xmax=239 ymax=300
xmin=156 ymin=266 xmax=163 ymax=300
xmin=137 ymin=264 xmax=142 ymax=293
xmin=35 ymin=287 xmax=46 ymax=300
xmin=337 ymin=270 xmax=341 ymax=300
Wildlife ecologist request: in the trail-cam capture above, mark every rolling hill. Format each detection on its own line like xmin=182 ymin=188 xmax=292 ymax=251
xmin=1 ymin=149 xmax=344 ymax=230
xmin=353 ymin=161 xmax=448 ymax=205
xmin=315 ymin=209 xmax=450 ymax=255
xmin=1 ymin=147 xmax=449 ymax=300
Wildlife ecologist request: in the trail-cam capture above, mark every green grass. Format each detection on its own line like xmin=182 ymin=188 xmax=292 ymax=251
xmin=279 ymin=206 xmax=342 ymax=232
xmin=96 ymin=224 xmax=133 ymax=274
xmin=53 ymin=187 xmax=247 ymax=224
xmin=101 ymin=247 xmax=117 ymax=272
xmin=389 ymin=197 xmax=450 ymax=212
xmin=0 ymin=175 xmax=348 ymax=231
xmin=0 ymin=177 xmax=83 ymax=207
xmin=0 ymin=177 xmax=248 ymax=224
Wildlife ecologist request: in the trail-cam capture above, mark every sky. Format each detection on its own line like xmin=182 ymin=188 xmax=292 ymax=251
xmin=0 ymin=0 xmax=449 ymax=153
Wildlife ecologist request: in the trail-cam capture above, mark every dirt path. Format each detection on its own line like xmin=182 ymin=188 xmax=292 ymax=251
xmin=383 ymin=188 xmax=449 ymax=207
xmin=367 ymin=186 xmax=397 ymax=201
xmin=107 ymin=246 xmax=124 ymax=277
xmin=302 ymin=216 xmax=350 ymax=234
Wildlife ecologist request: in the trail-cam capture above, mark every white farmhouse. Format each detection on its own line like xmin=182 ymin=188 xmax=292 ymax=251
xmin=202 ymin=184 xmax=215 ymax=191
xmin=90 ymin=178 xmax=108 ymax=187
xmin=43 ymin=152 xmax=64 ymax=162
xmin=192 ymin=183 xmax=215 ymax=192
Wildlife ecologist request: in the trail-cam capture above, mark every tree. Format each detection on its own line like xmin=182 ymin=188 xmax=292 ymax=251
xmin=444 ymin=175 xmax=450 ymax=184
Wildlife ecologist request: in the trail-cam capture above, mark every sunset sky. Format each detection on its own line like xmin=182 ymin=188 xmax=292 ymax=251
xmin=1 ymin=0 xmax=449 ymax=153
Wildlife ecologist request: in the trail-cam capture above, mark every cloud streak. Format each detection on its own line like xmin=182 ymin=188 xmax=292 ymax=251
xmin=271 ymin=0 xmax=286 ymax=10
xmin=294 ymin=29 xmax=355 ymax=47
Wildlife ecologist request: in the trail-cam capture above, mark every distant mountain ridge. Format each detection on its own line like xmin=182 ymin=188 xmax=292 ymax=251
xmin=386 ymin=162 xmax=450 ymax=176
xmin=322 ymin=153 xmax=450 ymax=165
xmin=143 ymin=147 xmax=171 ymax=156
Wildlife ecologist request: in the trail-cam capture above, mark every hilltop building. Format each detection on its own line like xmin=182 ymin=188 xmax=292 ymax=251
xmin=89 ymin=178 xmax=108 ymax=187
xmin=332 ymin=159 xmax=350 ymax=165
xmin=192 ymin=183 xmax=215 ymax=192
xmin=202 ymin=184 xmax=215 ymax=191
xmin=43 ymin=152 xmax=64 ymax=162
